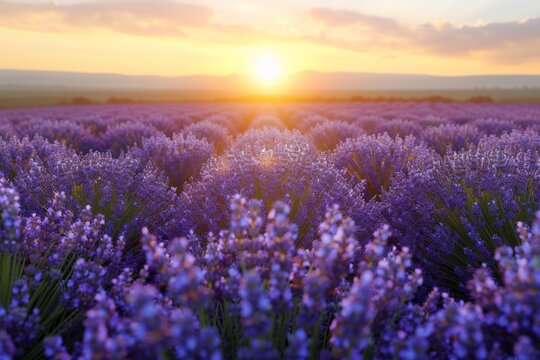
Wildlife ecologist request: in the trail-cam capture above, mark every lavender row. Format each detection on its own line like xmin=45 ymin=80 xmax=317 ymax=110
xmin=1 ymin=103 xmax=540 ymax=155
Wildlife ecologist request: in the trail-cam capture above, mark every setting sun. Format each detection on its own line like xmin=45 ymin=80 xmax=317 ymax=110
xmin=252 ymin=54 xmax=284 ymax=85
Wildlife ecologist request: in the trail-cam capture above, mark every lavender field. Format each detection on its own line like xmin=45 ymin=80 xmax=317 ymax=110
xmin=1 ymin=101 xmax=539 ymax=359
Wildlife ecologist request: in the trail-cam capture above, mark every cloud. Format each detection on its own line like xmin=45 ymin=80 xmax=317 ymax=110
xmin=415 ymin=18 xmax=540 ymax=55
xmin=309 ymin=7 xmax=406 ymax=35
xmin=0 ymin=0 xmax=290 ymax=44
xmin=0 ymin=1 xmax=539 ymax=64
xmin=308 ymin=7 xmax=540 ymax=63
xmin=0 ymin=0 xmax=214 ymax=36
xmin=0 ymin=0 xmax=301 ymax=48
xmin=190 ymin=24 xmax=290 ymax=44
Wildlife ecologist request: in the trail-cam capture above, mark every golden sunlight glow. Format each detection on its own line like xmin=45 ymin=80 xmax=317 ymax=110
xmin=252 ymin=54 xmax=284 ymax=85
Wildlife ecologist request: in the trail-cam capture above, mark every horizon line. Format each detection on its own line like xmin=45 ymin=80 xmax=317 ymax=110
xmin=2 ymin=68 xmax=540 ymax=79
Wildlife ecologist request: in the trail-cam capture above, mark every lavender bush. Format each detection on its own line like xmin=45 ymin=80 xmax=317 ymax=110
xmin=422 ymin=124 xmax=483 ymax=155
xmin=184 ymin=120 xmax=230 ymax=153
xmin=14 ymin=151 xmax=178 ymax=243
xmin=372 ymin=119 xmax=423 ymax=138
xmin=1 ymin=177 xmax=125 ymax=358
xmin=129 ymin=133 xmax=213 ymax=192
xmin=14 ymin=120 xmax=99 ymax=153
xmin=101 ymin=122 xmax=163 ymax=157
xmin=383 ymin=145 xmax=539 ymax=297
xmin=0 ymin=135 xmax=75 ymax=180
xmin=332 ymin=134 xmax=433 ymax=199
xmin=307 ymin=120 xmax=364 ymax=151
xmin=177 ymin=129 xmax=370 ymax=245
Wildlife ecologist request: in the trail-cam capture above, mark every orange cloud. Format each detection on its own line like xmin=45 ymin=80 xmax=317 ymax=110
xmin=309 ymin=7 xmax=406 ymax=35
xmin=0 ymin=0 xmax=214 ymax=36
xmin=309 ymin=7 xmax=540 ymax=63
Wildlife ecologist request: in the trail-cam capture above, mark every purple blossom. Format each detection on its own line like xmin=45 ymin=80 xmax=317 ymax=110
xmin=0 ymin=331 xmax=15 ymax=359
xmin=239 ymin=271 xmax=273 ymax=338
xmin=0 ymin=176 xmax=21 ymax=252
xmin=63 ymin=258 xmax=106 ymax=310
xmin=43 ymin=336 xmax=71 ymax=360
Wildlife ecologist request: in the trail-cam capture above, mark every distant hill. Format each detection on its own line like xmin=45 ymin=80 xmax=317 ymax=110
xmin=0 ymin=69 xmax=251 ymax=90
xmin=288 ymin=71 xmax=540 ymax=91
xmin=1 ymin=69 xmax=540 ymax=91
xmin=2 ymin=69 xmax=540 ymax=108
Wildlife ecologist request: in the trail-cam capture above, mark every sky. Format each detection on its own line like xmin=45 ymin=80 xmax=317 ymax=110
xmin=0 ymin=0 xmax=539 ymax=77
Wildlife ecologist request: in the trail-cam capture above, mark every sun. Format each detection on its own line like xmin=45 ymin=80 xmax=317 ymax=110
xmin=252 ymin=54 xmax=284 ymax=85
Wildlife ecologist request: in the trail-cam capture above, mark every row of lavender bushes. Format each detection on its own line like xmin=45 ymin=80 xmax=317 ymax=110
xmin=0 ymin=102 xmax=539 ymax=359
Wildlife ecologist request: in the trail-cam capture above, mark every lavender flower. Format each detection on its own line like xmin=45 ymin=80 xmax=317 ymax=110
xmin=0 ymin=176 xmax=21 ymax=252
xmin=203 ymin=113 xmax=242 ymax=135
xmin=330 ymin=224 xmax=423 ymax=359
xmin=63 ymin=258 xmax=106 ymax=310
xmin=231 ymin=127 xmax=316 ymax=155
xmin=285 ymin=329 xmax=309 ymax=360
xmin=44 ymin=336 xmax=71 ymax=360
xmin=397 ymin=212 xmax=540 ymax=359
xmin=141 ymin=228 xmax=207 ymax=309
xmin=239 ymin=271 xmax=273 ymax=338
xmin=329 ymin=270 xmax=375 ymax=358
xmin=0 ymin=331 xmax=15 ymax=359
